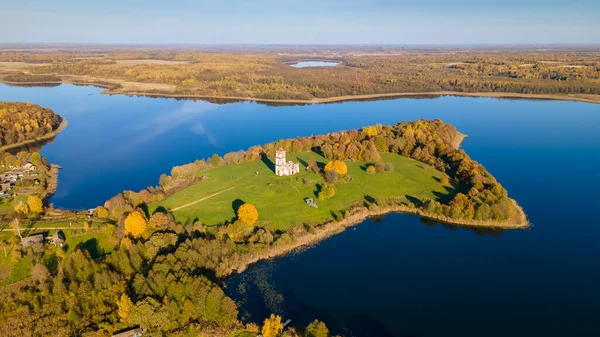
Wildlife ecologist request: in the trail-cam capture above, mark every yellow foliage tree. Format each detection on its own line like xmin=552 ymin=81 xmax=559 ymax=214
xmin=117 ymin=294 xmax=133 ymax=321
xmin=95 ymin=206 xmax=109 ymax=218
xmin=324 ymin=160 xmax=348 ymax=175
xmin=262 ymin=314 xmax=283 ymax=337
xmin=14 ymin=201 xmax=29 ymax=215
xmin=27 ymin=195 xmax=44 ymax=215
xmin=237 ymin=203 xmax=258 ymax=225
xmin=124 ymin=211 xmax=148 ymax=238
xmin=362 ymin=125 xmax=378 ymax=137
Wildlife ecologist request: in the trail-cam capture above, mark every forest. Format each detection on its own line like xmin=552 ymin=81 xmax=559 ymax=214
xmin=0 ymin=102 xmax=63 ymax=147
xmin=0 ymin=119 xmax=523 ymax=337
xmin=1 ymin=49 xmax=598 ymax=101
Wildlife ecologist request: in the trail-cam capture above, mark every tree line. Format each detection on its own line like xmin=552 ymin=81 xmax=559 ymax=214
xmin=7 ymin=51 xmax=598 ymax=99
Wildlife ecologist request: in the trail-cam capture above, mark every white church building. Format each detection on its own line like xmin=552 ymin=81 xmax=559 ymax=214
xmin=275 ymin=148 xmax=300 ymax=176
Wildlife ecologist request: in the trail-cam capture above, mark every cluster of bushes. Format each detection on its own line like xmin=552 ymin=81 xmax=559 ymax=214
xmin=366 ymin=162 xmax=393 ymax=174
xmin=2 ymin=72 xmax=61 ymax=83
xmin=0 ymin=102 xmax=62 ymax=146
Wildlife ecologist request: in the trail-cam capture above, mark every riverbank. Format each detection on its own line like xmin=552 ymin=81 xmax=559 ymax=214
xmin=227 ymin=199 xmax=528 ymax=275
xmin=2 ymin=77 xmax=600 ymax=105
xmin=0 ymin=119 xmax=68 ymax=152
xmin=103 ymin=89 xmax=600 ymax=105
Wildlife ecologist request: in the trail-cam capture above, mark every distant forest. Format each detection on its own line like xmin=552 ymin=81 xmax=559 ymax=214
xmin=0 ymin=102 xmax=62 ymax=147
xmin=1 ymin=49 xmax=599 ymax=100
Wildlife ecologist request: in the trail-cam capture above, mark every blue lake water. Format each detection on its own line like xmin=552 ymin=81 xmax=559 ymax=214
xmin=1 ymin=83 xmax=599 ymax=336
xmin=290 ymin=61 xmax=339 ymax=68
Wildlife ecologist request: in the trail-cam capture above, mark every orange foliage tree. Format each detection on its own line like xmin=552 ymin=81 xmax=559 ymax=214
xmin=237 ymin=203 xmax=258 ymax=225
xmin=324 ymin=160 xmax=348 ymax=175
xmin=124 ymin=211 xmax=148 ymax=237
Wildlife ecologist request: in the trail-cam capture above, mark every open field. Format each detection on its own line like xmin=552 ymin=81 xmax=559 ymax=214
xmin=1 ymin=48 xmax=598 ymax=104
xmin=149 ymin=152 xmax=454 ymax=231
xmin=114 ymin=59 xmax=191 ymax=65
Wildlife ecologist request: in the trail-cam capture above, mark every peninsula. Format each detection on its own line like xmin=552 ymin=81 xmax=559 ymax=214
xmin=0 ymin=118 xmax=526 ymax=337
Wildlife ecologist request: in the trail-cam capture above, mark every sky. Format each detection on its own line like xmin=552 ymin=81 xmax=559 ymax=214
xmin=1 ymin=0 xmax=599 ymax=45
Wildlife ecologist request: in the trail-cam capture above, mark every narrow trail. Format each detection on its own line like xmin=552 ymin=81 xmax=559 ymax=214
xmin=1 ymin=226 xmax=86 ymax=232
xmin=170 ymin=186 xmax=237 ymax=212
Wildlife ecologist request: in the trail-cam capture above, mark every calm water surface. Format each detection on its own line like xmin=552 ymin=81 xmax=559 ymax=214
xmin=1 ymin=83 xmax=599 ymax=336
xmin=290 ymin=61 xmax=339 ymax=68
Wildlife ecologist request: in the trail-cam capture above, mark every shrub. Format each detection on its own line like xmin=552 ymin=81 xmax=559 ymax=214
xmin=366 ymin=165 xmax=376 ymax=174
xmin=384 ymin=162 xmax=394 ymax=172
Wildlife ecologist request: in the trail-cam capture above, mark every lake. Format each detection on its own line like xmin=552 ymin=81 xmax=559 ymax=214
xmin=290 ymin=61 xmax=339 ymax=68
xmin=1 ymin=83 xmax=599 ymax=336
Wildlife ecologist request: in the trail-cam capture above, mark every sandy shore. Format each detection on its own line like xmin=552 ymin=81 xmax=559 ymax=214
xmin=2 ymin=76 xmax=599 ymax=105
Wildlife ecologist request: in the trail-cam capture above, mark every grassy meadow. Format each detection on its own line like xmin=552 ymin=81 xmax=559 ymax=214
xmin=149 ymin=152 xmax=455 ymax=231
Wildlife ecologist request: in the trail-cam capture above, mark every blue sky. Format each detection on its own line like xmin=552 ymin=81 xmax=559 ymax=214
xmin=1 ymin=0 xmax=599 ymax=44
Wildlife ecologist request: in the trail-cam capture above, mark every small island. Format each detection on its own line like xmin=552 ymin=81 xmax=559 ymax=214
xmin=0 ymin=119 xmax=526 ymax=337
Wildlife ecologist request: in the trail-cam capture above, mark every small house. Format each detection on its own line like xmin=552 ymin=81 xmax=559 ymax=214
xmin=50 ymin=231 xmax=66 ymax=247
xmin=112 ymin=327 xmax=144 ymax=337
xmin=23 ymin=162 xmax=36 ymax=171
xmin=21 ymin=234 xmax=44 ymax=248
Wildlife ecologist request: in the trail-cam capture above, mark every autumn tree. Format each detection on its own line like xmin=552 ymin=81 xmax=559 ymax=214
xmin=9 ymin=218 xmax=22 ymax=241
xmin=148 ymin=212 xmax=172 ymax=228
xmin=227 ymin=220 xmax=254 ymax=241
xmin=237 ymin=203 xmax=258 ymax=225
xmin=318 ymin=184 xmax=336 ymax=200
xmin=305 ymin=320 xmax=329 ymax=337
xmin=324 ymin=170 xmax=339 ymax=184
xmin=27 ymin=195 xmax=44 ymax=215
xmin=14 ymin=201 xmax=29 ymax=215
xmin=124 ymin=211 xmax=148 ymax=237
xmin=117 ymin=294 xmax=133 ymax=321
xmin=262 ymin=314 xmax=283 ymax=337
xmin=95 ymin=206 xmax=109 ymax=218
xmin=324 ymin=160 xmax=347 ymax=175
xmin=362 ymin=125 xmax=378 ymax=137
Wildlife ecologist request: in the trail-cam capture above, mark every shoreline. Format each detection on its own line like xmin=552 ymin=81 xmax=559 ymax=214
xmin=0 ymin=118 xmax=68 ymax=152
xmin=2 ymin=78 xmax=600 ymax=105
xmin=103 ymin=89 xmax=600 ymax=105
xmin=227 ymin=199 xmax=528 ymax=275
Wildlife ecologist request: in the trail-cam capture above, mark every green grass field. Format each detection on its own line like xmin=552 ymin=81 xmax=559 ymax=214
xmin=149 ymin=152 xmax=454 ymax=231
xmin=0 ymin=256 xmax=31 ymax=287
xmin=65 ymin=232 xmax=119 ymax=257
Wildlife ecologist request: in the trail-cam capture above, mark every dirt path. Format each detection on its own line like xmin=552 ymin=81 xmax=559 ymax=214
xmin=170 ymin=186 xmax=236 ymax=212
xmin=1 ymin=226 xmax=86 ymax=232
